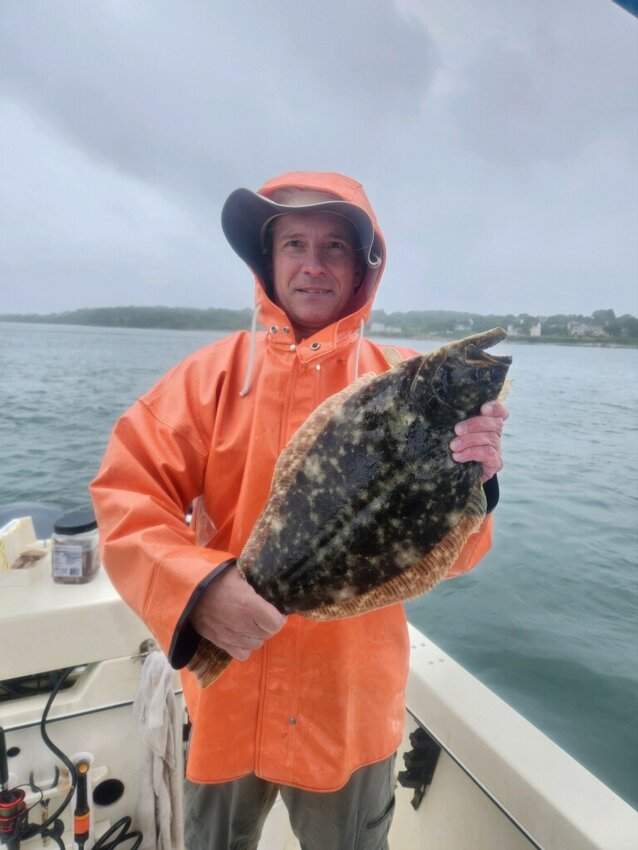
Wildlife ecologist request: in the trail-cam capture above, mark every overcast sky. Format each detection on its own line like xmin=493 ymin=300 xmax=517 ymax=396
xmin=1 ymin=0 xmax=636 ymax=318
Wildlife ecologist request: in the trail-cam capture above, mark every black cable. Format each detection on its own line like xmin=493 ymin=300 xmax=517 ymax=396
xmin=0 ymin=669 xmax=75 ymax=702
xmin=40 ymin=818 xmax=66 ymax=850
xmin=92 ymin=816 xmax=143 ymax=849
xmin=0 ymin=682 xmax=30 ymax=700
xmin=7 ymin=667 xmax=143 ymax=849
xmin=21 ymin=666 xmax=78 ymax=840
xmin=16 ymin=782 xmax=43 ymax=815
xmin=46 ymin=833 xmax=65 ymax=850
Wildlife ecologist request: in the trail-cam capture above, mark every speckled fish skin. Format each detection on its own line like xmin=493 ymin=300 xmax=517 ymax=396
xmin=243 ymin=327 xmax=511 ymax=612
xmin=188 ymin=328 xmax=511 ymax=686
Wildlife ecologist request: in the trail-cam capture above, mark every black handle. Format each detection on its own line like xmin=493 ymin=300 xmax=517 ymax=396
xmin=75 ymin=761 xmax=89 ymax=812
xmin=0 ymin=727 xmax=9 ymax=788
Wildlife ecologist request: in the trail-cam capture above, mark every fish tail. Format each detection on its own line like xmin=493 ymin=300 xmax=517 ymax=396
xmin=187 ymin=637 xmax=233 ymax=688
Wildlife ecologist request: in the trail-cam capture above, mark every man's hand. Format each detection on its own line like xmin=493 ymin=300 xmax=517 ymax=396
xmin=450 ymin=401 xmax=509 ymax=482
xmin=190 ymin=565 xmax=287 ymax=661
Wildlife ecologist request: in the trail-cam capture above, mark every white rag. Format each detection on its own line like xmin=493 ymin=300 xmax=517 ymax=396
xmin=133 ymin=649 xmax=184 ymax=850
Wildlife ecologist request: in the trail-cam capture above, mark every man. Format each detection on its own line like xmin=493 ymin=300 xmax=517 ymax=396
xmin=91 ymin=171 xmax=507 ymax=850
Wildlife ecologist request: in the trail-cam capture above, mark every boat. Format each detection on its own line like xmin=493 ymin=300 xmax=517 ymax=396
xmin=1 ymin=504 xmax=637 ymax=849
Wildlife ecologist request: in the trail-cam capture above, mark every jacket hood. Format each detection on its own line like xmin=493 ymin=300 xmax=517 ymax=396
xmin=223 ymin=171 xmax=387 ymax=338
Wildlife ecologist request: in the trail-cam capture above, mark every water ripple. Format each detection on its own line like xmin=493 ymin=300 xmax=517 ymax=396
xmin=2 ymin=322 xmax=638 ymax=806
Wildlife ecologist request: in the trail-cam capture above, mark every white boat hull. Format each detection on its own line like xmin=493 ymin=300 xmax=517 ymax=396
xmin=1 ymin=553 xmax=636 ymax=849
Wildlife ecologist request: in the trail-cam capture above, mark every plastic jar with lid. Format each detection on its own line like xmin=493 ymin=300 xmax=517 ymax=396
xmin=51 ymin=508 xmax=100 ymax=585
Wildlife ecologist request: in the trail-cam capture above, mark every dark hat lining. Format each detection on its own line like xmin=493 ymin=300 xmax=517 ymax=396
xmin=221 ymin=188 xmax=381 ymax=276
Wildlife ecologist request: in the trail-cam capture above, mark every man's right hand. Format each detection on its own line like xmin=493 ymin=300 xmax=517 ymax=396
xmin=189 ymin=564 xmax=287 ymax=661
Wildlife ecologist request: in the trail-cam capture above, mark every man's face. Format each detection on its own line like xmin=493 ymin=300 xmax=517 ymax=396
xmin=270 ymin=211 xmax=364 ymax=340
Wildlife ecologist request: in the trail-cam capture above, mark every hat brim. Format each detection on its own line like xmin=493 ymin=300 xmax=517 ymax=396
xmin=221 ymin=188 xmax=381 ymax=283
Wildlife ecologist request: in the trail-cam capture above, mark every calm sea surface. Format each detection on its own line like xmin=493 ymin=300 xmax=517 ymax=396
xmin=2 ymin=322 xmax=637 ymax=806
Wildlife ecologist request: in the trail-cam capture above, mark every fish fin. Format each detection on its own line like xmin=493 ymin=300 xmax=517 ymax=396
xmin=239 ymin=373 xmax=377 ymax=570
xmin=307 ymin=511 xmax=485 ymax=620
xmin=499 ymin=378 xmax=513 ymax=401
xmin=187 ymin=637 xmax=233 ymax=688
xmin=465 ymin=477 xmax=488 ymax=516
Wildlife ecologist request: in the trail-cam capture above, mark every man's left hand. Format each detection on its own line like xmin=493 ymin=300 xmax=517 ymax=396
xmin=450 ymin=401 xmax=509 ymax=482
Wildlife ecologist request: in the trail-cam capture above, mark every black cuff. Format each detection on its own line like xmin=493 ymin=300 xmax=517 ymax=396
xmin=168 ymin=558 xmax=236 ymax=669
xmin=483 ymin=475 xmax=499 ymax=513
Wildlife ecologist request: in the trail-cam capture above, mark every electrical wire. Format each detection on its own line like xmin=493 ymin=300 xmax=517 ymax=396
xmin=9 ymin=665 xmax=145 ymax=849
xmin=16 ymin=782 xmax=43 ymax=815
xmin=1 ymin=668 xmax=82 ymax=703
xmin=92 ymin=816 xmax=142 ymax=849
xmin=39 ymin=820 xmax=66 ymax=850
xmin=21 ymin=666 xmax=78 ymax=840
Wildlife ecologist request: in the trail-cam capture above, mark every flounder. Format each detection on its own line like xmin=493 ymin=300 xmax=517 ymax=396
xmin=188 ymin=328 xmax=512 ymax=687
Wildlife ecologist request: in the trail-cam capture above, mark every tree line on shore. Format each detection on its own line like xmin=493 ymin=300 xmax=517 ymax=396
xmin=371 ymin=307 xmax=638 ymax=342
xmin=2 ymin=305 xmax=637 ymax=343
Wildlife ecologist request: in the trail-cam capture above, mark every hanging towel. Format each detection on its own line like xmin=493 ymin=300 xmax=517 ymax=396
xmin=133 ymin=649 xmax=184 ymax=850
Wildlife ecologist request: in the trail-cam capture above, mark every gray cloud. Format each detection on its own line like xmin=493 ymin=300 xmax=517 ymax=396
xmin=1 ymin=0 xmax=636 ymax=317
xmin=450 ymin=6 xmax=637 ymax=165
xmin=1 ymin=1 xmax=433 ymax=198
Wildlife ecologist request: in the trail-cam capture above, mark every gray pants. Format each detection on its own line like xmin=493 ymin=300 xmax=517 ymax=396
xmin=184 ymin=754 xmax=397 ymax=850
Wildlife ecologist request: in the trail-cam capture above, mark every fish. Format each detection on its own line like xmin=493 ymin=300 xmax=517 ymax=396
xmin=188 ymin=328 xmax=512 ymax=687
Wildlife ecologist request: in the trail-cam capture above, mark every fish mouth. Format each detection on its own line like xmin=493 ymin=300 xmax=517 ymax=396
xmin=465 ymin=343 xmax=512 ymax=367
xmin=463 ymin=328 xmax=512 ymax=366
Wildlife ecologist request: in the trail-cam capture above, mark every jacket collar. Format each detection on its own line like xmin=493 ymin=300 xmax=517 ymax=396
xmin=253 ymin=282 xmax=369 ymax=351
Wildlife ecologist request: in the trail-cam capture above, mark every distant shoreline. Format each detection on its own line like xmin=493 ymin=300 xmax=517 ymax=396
xmin=2 ymin=320 xmax=636 ymax=349
xmin=1 ymin=305 xmax=637 ymax=347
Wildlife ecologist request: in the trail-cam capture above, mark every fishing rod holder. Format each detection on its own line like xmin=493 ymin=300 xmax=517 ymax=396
xmin=397 ymin=725 xmax=441 ymax=810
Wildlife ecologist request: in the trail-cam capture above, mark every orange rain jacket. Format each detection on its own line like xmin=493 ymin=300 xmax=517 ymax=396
xmin=90 ymin=172 xmax=494 ymax=791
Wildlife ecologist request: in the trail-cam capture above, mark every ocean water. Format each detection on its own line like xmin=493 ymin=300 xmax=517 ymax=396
xmin=2 ymin=322 xmax=637 ymax=807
